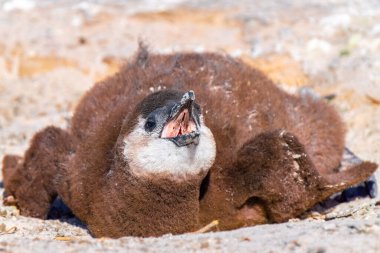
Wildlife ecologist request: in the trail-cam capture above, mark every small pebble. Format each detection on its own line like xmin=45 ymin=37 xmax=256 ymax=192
xmin=323 ymin=223 xmax=337 ymax=231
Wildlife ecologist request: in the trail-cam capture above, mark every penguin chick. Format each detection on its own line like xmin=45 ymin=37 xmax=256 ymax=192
xmin=2 ymin=47 xmax=377 ymax=237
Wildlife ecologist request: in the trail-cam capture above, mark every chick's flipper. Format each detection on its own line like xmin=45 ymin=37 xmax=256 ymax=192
xmin=1 ymin=126 xmax=72 ymax=219
xmin=223 ymin=130 xmax=377 ymax=226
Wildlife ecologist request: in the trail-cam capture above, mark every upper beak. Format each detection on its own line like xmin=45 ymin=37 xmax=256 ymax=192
xmin=169 ymin=90 xmax=195 ymax=121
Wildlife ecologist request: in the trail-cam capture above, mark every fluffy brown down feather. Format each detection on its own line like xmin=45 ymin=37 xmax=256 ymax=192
xmin=2 ymin=47 xmax=377 ymax=237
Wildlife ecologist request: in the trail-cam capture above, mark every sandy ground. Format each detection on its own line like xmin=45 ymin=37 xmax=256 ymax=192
xmin=0 ymin=0 xmax=380 ymax=252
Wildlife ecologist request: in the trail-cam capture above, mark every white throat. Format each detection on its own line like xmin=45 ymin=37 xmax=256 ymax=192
xmin=123 ymin=117 xmax=216 ymax=179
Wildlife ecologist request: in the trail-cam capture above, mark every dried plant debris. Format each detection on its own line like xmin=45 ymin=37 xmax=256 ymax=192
xmin=191 ymin=220 xmax=220 ymax=234
xmin=325 ymin=201 xmax=376 ymax=220
xmin=303 ymin=199 xmax=377 ymax=221
xmin=0 ymin=223 xmax=17 ymax=235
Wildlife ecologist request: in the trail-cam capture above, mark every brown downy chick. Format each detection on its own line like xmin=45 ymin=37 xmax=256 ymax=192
xmin=2 ymin=47 xmax=377 ymax=237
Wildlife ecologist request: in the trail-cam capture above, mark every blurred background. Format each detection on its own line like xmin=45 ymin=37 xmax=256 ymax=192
xmin=0 ymin=0 xmax=379 ymax=177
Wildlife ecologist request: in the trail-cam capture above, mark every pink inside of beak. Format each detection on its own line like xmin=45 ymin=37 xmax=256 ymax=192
xmin=161 ymin=109 xmax=197 ymax=138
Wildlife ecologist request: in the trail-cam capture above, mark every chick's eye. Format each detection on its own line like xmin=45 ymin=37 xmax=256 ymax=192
xmin=144 ymin=117 xmax=156 ymax=132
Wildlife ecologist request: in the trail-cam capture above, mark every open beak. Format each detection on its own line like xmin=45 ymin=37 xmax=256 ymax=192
xmin=161 ymin=91 xmax=200 ymax=146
